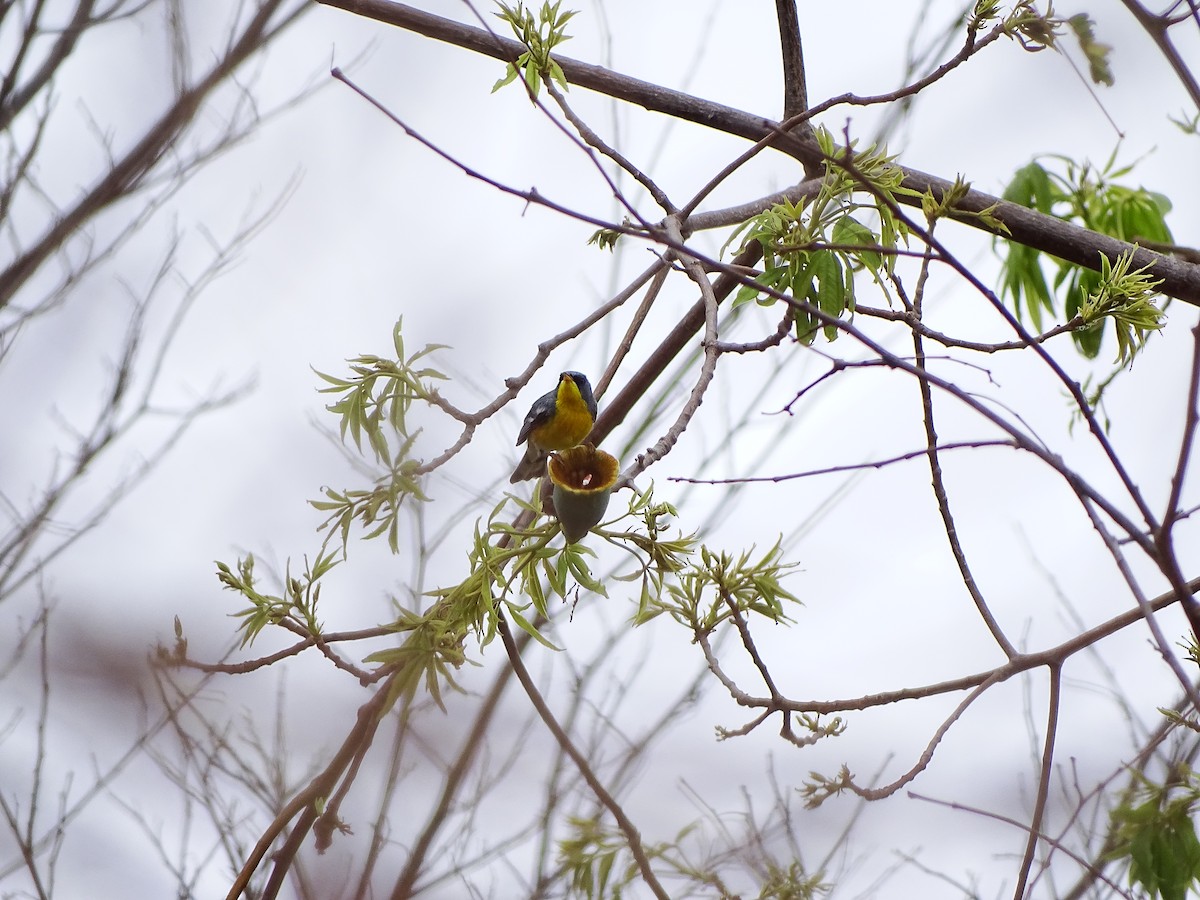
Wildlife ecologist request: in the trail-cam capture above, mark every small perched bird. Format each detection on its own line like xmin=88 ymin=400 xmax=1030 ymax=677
xmin=510 ymin=371 xmax=598 ymax=483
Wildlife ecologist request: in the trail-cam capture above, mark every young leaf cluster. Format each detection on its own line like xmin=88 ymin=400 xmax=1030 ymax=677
xmin=216 ymin=552 xmax=338 ymax=648
xmin=362 ymin=500 xmax=604 ymax=709
xmin=427 ymin=488 xmax=694 ymax=651
xmin=492 ymin=1 xmax=577 ymax=99
xmin=421 ymin=494 xmax=602 ymax=651
xmin=1172 ymin=111 xmax=1200 ymax=135
xmin=729 ymin=127 xmax=916 ymax=344
xmin=559 ymin=814 xmax=830 ymax=899
xmin=364 ymin=599 xmax=473 ymax=711
xmin=998 ymin=152 xmax=1171 ymax=360
xmin=758 ymin=862 xmax=830 ymax=900
xmin=558 ymin=815 xmax=646 ymax=899
xmin=1003 ymin=0 xmax=1064 ymax=52
xmin=598 ymin=489 xmax=696 ymax=625
xmin=920 ymin=174 xmax=1006 ymax=235
xmin=1105 ymin=769 xmax=1200 ymax=900
xmin=587 ymin=227 xmax=620 ymax=252
xmin=1079 ymin=250 xmax=1164 ymax=365
xmin=799 ymin=765 xmax=855 ymax=810
xmin=649 ymin=540 xmax=800 ymax=635
xmin=312 ymin=319 xmax=443 ymax=553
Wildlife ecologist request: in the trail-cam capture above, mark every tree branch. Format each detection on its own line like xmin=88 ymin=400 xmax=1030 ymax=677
xmin=317 ymin=0 xmax=1200 ymax=304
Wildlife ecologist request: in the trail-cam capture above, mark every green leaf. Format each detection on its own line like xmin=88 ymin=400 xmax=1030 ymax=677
xmin=831 ymin=215 xmax=882 ymax=273
xmin=565 ymin=545 xmax=608 ymax=597
xmin=506 ymin=603 xmax=562 ymax=650
xmin=1003 ymin=161 xmax=1056 ymax=214
xmin=1106 ymin=771 xmax=1200 ymax=900
xmin=811 ymin=252 xmax=846 ymax=342
xmin=491 ymin=63 xmax=522 ymax=93
xmin=998 ymin=242 xmax=1054 ymax=329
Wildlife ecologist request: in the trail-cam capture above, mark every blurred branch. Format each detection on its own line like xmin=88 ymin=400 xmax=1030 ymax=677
xmin=494 ymin=611 xmax=670 ymax=900
xmin=0 ymin=0 xmax=308 ymax=310
xmin=0 ymin=0 xmax=97 ymax=132
xmin=0 ymin=621 xmax=228 ymax=884
xmin=386 ymin=649 xmax=519 ymax=898
xmin=227 ymin=671 xmax=400 ymax=900
xmin=1119 ymin=0 xmax=1200 ymax=110
xmin=0 ymin=192 xmax=291 ymax=602
xmin=908 ymin=789 xmax=1129 ymax=896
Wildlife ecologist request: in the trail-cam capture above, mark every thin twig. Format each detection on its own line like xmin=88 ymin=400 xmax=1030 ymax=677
xmin=671 ymin=439 xmax=1016 ymax=485
xmin=494 ymin=612 xmax=669 ymax=899
xmin=909 ymin=234 xmax=1017 ymax=657
xmin=717 ymin=577 xmax=1200 ymax=717
xmin=1013 ymin=663 xmax=1062 ymax=900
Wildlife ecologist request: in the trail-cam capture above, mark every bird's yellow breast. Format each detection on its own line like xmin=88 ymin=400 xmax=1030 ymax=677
xmin=530 ymin=379 xmax=595 ymax=450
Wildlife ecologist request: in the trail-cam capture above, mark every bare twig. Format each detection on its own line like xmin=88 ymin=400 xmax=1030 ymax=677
xmin=908 ymin=232 xmax=1017 ymax=657
xmin=1013 ymin=663 xmax=1062 ymax=900
xmin=494 ymin=612 xmax=669 ymax=899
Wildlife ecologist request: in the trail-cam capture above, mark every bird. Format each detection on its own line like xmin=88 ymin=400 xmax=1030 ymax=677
xmin=510 ymin=371 xmax=598 ymax=483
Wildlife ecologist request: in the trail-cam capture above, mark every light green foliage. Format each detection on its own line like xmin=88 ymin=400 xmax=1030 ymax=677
xmin=1106 ymin=769 xmax=1200 ymax=900
xmin=311 ymin=319 xmax=442 ymax=553
xmin=799 ymin=765 xmax=855 ymax=809
xmin=424 ymin=494 xmax=583 ymax=652
xmin=367 ymin=486 xmax=696 ymax=704
xmin=1004 ymin=0 xmax=1064 ymax=51
xmin=587 ymin=227 xmax=621 ymax=252
xmin=558 ymin=815 xmax=828 ymax=899
xmin=970 ymin=0 xmax=1004 ymax=27
xmin=426 ymin=486 xmax=695 ymax=650
xmin=492 ymin=1 xmax=577 ymax=99
xmin=644 ymin=540 xmax=801 ymax=634
xmin=1172 ymin=111 xmax=1200 ymax=135
xmin=604 ymin=490 xmax=695 ymax=625
xmin=216 ymin=552 xmax=338 ymax=648
xmin=758 ymin=862 xmax=830 ymax=900
xmin=998 ymin=151 xmax=1171 ymax=360
xmin=559 ymin=816 xmax=648 ymax=899
xmin=921 ymin=174 xmax=1006 ymax=234
xmin=364 ymin=600 xmax=473 ymax=712
xmin=971 ymin=0 xmax=1068 ymax=51
xmin=1080 ymin=250 xmax=1164 ymax=365
xmin=729 ymin=126 xmax=918 ymax=343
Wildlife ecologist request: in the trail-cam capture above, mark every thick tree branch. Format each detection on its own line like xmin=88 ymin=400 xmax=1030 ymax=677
xmin=317 ymin=0 xmax=1200 ymax=304
xmin=773 ymin=0 xmax=809 ymax=124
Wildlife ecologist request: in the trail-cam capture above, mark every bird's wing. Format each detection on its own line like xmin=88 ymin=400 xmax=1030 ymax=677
xmin=515 ymin=388 xmax=557 ymax=446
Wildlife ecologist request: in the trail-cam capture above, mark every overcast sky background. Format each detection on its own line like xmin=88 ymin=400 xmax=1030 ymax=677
xmin=4 ymin=1 xmax=1200 ymax=897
